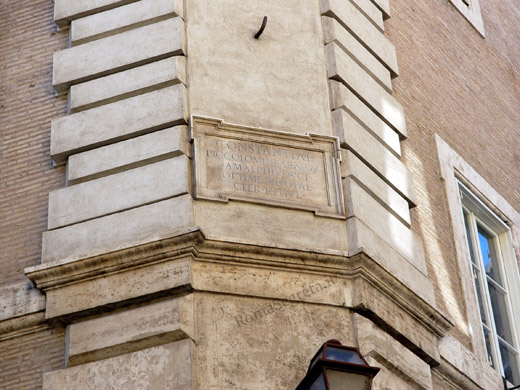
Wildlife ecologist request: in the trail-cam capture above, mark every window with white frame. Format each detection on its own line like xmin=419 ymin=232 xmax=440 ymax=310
xmin=460 ymin=182 xmax=520 ymax=385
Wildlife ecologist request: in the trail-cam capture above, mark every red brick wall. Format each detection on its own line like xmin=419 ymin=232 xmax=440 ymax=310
xmin=388 ymin=0 xmax=520 ymax=348
xmin=0 ymin=0 xmax=67 ymax=287
xmin=0 ymin=327 xmax=65 ymax=390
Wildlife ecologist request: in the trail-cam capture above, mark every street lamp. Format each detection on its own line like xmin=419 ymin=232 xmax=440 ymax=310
xmin=296 ymin=339 xmax=380 ymax=390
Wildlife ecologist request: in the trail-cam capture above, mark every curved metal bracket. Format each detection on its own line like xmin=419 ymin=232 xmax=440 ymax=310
xmin=254 ymin=16 xmax=268 ymax=39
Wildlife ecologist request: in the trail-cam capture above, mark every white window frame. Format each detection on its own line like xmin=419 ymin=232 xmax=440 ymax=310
xmin=436 ymin=135 xmax=520 ymax=387
xmin=448 ymin=0 xmax=485 ymax=37
xmin=460 ymin=182 xmax=520 ymax=384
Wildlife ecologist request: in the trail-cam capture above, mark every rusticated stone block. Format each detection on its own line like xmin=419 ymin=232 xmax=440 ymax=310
xmin=42 ymin=195 xmax=193 ymax=264
xmin=48 ymin=156 xmax=190 ymax=229
xmin=51 ymin=84 xmax=187 ymax=163
xmin=66 ymin=296 xmax=194 ymax=366
xmin=53 ymin=18 xmax=185 ymax=92
xmin=67 ymin=126 xmax=190 ymax=184
xmin=327 ymin=43 xmax=405 ymax=136
xmin=43 ymin=340 xmax=193 ymax=389
xmin=69 ymin=56 xmax=186 ymax=113
xmin=333 ymin=109 xmax=415 ymax=205
xmin=70 ymin=0 xmax=184 ymax=45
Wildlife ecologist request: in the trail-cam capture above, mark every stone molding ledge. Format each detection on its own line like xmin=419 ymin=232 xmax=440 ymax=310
xmin=0 ymin=312 xmax=49 ymax=342
xmin=0 ymin=281 xmax=48 ymax=341
xmin=25 ymin=227 xmax=453 ymax=365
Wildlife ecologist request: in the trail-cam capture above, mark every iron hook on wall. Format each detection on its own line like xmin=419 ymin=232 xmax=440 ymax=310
xmin=254 ymin=16 xmax=268 ymax=39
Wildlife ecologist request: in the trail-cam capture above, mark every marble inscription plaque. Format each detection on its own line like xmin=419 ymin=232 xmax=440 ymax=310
xmin=191 ymin=116 xmax=345 ymax=218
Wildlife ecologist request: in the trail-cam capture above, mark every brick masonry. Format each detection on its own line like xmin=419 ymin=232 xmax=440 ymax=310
xmin=0 ymin=1 xmax=67 ymax=388
xmin=0 ymin=0 xmax=67 ymax=286
xmin=0 ymin=327 xmax=65 ymax=390
xmin=388 ymin=0 xmax=520 ymax=349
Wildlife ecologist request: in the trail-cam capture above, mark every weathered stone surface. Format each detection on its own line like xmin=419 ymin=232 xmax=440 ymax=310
xmin=194 ymin=293 xmax=356 ymax=389
xmin=71 ymin=0 xmax=184 ymax=45
xmin=320 ymin=0 xmax=398 ymax=75
xmin=69 ymin=57 xmax=186 ymax=113
xmin=345 ymin=178 xmax=426 ymax=273
xmin=192 ymin=116 xmax=344 ymax=218
xmin=43 ymin=340 xmax=193 ymax=389
xmin=323 ymin=17 xmax=392 ymax=93
xmin=349 ymin=0 xmax=384 ymax=32
xmin=334 ymin=110 xmax=415 ymax=205
xmin=438 ymin=335 xmax=481 ymax=386
xmin=327 ymin=43 xmax=406 ymax=136
xmin=330 ymin=80 xmax=404 ymax=143
xmin=66 ymin=296 xmax=194 ymax=366
xmin=67 ymin=126 xmax=189 ymax=184
xmin=42 ymin=195 xmax=193 ymax=264
xmin=194 ymin=200 xmax=348 ymax=255
xmin=51 ymin=84 xmax=187 ymax=163
xmin=347 ymin=217 xmax=435 ymax=306
xmin=342 ymin=151 xmax=410 ymax=225
xmin=54 ymin=0 xmax=138 ymax=27
xmin=192 ymin=261 xmax=345 ymax=308
xmin=370 ymin=358 xmax=420 ymax=390
xmin=352 ymin=276 xmax=441 ymax=364
xmin=53 ymin=18 xmax=185 ymax=92
xmin=187 ymin=0 xmax=333 ymax=136
xmin=45 ymin=258 xmax=191 ymax=319
xmin=48 ymin=156 xmax=190 ymax=229
xmin=336 ymin=108 xmax=402 ymax=173
xmin=0 ymin=281 xmax=45 ymax=321
xmin=355 ymin=314 xmax=433 ymax=390
xmin=370 ymin=0 xmax=391 ymax=19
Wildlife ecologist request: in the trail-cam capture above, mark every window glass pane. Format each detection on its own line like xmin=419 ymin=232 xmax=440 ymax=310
xmin=325 ymin=347 xmax=365 ymax=365
xmin=499 ymin=341 xmax=520 ymax=385
xmin=309 ymin=373 xmax=326 ymax=390
xmin=483 ymin=326 xmax=497 ymax=368
xmin=464 ymin=212 xmax=478 ymax=266
xmin=472 ymin=266 xmax=488 ymax=325
xmin=488 ymin=282 xmax=515 ymax=344
xmin=477 ymin=226 xmax=503 ymax=286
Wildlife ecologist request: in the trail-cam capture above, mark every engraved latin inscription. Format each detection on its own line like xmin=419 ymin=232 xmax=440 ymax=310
xmin=204 ymin=137 xmax=328 ymax=206
xmin=192 ymin=116 xmax=344 ymax=218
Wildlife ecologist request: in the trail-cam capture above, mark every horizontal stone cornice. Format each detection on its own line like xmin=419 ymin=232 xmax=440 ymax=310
xmin=25 ymin=228 xmax=453 ymax=348
xmin=25 ymin=228 xmax=204 ymax=291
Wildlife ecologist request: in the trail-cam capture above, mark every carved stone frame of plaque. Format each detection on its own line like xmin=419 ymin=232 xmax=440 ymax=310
xmin=190 ymin=116 xmax=345 ymax=219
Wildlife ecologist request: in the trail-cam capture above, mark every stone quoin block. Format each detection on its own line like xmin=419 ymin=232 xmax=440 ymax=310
xmin=329 ymin=79 xmax=405 ymax=142
xmin=70 ymin=0 xmax=184 ymax=45
xmin=327 ymin=43 xmax=406 ymax=136
xmin=341 ymin=151 xmax=410 ymax=225
xmin=349 ymin=0 xmax=385 ymax=32
xmin=42 ymin=195 xmax=193 ymax=264
xmin=48 ymin=156 xmax=190 ymax=229
xmin=66 ymin=297 xmax=194 ymax=366
xmin=347 ymin=217 xmax=435 ymax=306
xmin=43 ymin=340 xmax=193 ymax=389
xmin=320 ymin=0 xmax=398 ymax=75
xmin=322 ymin=18 xmax=392 ymax=94
xmin=334 ymin=110 xmax=416 ymax=205
xmin=67 ymin=126 xmax=190 ymax=184
xmin=53 ymin=17 xmax=185 ymax=92
xmin=51 ymin=84 xmax=187 ymax=163
xmin=54 ymin=0 xmax=139 ymax=27
xmin=68 ymin=56 xmax=186 ymax=113
xmin=344 ymin=178 xmax=425 ymax=270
